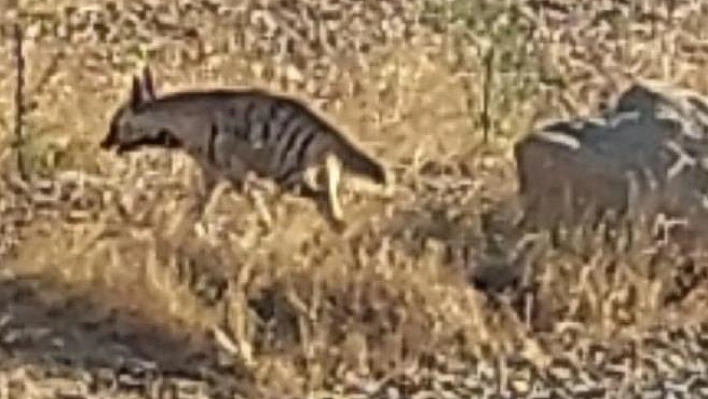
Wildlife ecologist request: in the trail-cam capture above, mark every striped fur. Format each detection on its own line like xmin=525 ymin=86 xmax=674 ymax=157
xmin=100 ymin=67 xmax=390 ymax=223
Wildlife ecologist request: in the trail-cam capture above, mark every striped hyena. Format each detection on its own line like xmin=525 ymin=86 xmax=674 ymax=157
xmin=100 ymin=67 xmax=391 ymax=225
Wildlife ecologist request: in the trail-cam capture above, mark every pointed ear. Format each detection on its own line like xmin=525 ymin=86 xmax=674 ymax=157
xmin=142 ymin=65 xmax=156 ymax=101
xmin=130 ymin=75 xmax=143 ymax=109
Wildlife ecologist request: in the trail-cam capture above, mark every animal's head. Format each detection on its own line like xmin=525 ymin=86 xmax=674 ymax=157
xmin=100 ymin=66 xmax=180 ymax=154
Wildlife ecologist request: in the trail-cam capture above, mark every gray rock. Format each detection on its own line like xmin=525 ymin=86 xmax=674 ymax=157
xmin=513 ymin=80 xmax=708 ymax=241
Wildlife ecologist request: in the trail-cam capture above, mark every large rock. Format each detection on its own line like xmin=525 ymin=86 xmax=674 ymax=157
xmin=514 ymin=80 xmax=708 ymax=238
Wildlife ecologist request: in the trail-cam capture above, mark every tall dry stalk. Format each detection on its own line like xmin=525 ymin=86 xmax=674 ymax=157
xmin=482 ymin=47 xmax=495 ymax=144
xmin=13 ymin=22 xmax=28 ymax=181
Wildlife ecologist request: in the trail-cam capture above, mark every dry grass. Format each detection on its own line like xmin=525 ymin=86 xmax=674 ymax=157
xmin=2 ymin=1 xmax=708 ymax=397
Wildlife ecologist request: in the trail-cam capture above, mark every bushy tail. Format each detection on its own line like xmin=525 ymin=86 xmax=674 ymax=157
xmin=334 ymin=136 xmax=388 ymax=184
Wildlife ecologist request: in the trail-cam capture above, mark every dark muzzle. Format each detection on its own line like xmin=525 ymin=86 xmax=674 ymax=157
xmin=100 ymin=125 xmax=121 ymax=152
xmin=99 ymin=134 xmax=131 ymax=155
xmin=99 ymin=137 xmax=113 ymax=150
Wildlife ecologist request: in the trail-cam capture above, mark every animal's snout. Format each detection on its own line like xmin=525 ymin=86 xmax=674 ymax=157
xmin=99 ymin=137 xmax=112 ymax=149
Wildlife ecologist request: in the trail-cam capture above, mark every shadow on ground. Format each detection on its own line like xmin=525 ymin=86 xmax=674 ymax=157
xmin=0 ymin=274 xmax=258 ymax=398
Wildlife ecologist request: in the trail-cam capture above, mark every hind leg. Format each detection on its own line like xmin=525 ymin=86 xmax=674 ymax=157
xmin=277 ymin=168 xmax=320 ymax=198
xmin=299 ymin=154 xmax=344 ymax=224
xmin=323 ymin=153 xmax=344 ymax=223
xmin=275 ymin=158 xmax=344 ymax=227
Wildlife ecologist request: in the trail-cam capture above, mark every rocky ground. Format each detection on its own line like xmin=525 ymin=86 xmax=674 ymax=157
xmin=1 ymin=1 xmax=708 ymax=398
xmin=1 ymin=320 xmax=707 ymax=398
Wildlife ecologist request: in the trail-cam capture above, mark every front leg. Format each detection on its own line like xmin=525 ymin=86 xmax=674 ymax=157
xmin=199 ymin=166 xmax=219 ymax=200
xmin=200 ymin=158 xmax=263 ymax=221
xmin=167 ymin=164 xmax=221 ymax=239
xmin=188 ymin=164 xmax=220 ymax=221
xmin=222 ymin=155 xmax=251 ymax=194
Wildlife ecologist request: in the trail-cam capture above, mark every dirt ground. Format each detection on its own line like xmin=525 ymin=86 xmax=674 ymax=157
xmin=1 ymin=1 xmax=708 ymax=398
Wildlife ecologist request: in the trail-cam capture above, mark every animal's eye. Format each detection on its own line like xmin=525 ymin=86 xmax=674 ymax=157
xmin=157 ymin=129 xmax=180 ymax=147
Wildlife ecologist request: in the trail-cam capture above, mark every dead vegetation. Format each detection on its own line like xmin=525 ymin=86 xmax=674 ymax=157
xmin=1 ymin=1 xmax=708 ymax=397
